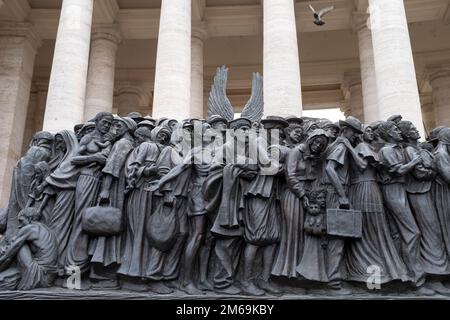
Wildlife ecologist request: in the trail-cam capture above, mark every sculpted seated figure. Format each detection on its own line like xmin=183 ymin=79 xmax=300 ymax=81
xmin=0 ymin=208 xmax=57 ymax=291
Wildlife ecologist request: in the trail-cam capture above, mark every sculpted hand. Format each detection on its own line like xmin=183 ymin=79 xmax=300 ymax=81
xmin=302 ymin=196 xmax=310 ymax=208
xmin=338 ymin=195 xmax=350 ymax=209
xmin=99 ymin=189 xmax=110 ymax=201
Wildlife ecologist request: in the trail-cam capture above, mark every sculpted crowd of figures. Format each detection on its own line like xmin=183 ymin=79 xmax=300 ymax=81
xmin=2 ymin=111 xmax=450 ymax=297
xmin=1 ymin=67 xmax=450 ymax=297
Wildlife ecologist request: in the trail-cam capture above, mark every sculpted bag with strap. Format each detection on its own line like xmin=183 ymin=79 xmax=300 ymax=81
xmin=81 ymin=200 xmax=123 ymax=237
xmin=146 ymin=201 xmax=179 ymax=252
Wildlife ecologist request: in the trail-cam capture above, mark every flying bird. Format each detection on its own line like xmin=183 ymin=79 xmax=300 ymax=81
xmin=309 ymin=4 xmax=335 ymax=26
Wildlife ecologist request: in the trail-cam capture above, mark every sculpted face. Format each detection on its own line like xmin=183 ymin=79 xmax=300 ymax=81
xmin=34 ymin=168 xmax=44 ymax=182
xmin=134 ymin=132 xmax=146 ymax=144
xmin=364 ymin=127 xmax=374 ymax=142
xmin=325 ymin=127 xmax=339 ymax=139
xmin=316 ymin=193 xmax=326 ymax=208
xmin=308 ymin=203 xmax=320 ymax=215
xmin=114 ymin=121 xmax=128 ymax=138
xmin=156 ymin=131 xmax=170 ymax=145
xmin=55 ymin=135 xmax=66 ymax=153
xmin=342 ymin=127 xmax=356 ymax=141
xmin=212 ymin=121 xmax=227 ymax=132
xmin=407 ymin=123 xmax=421 ymax=141
xmin=310 ymin=136 xmax=328 ymax=154
xmin=389 ymin=125 xmax=403 ymax=142
xmin=289 ymin=127 xmax=304 ymax=144
xmin=235 ymin=126 xmax=250 ymax=143
xmin=97 ymin=118 xmax=112 ymax=135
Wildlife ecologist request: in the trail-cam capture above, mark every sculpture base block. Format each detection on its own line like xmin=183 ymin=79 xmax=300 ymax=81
xmin=0 ymin=287 xmax=449 ymax=300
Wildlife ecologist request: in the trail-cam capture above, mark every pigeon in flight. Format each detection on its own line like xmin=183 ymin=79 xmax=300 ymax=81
xmin=309 ymin=4 xmax=335 ymax=26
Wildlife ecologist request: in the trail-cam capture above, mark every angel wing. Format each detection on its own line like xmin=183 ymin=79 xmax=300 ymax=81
xmin=240 ymin=72 xmax=263 ymax=122
xmin=207 ymin=66 xmax=234 ymax=121
xmin=317 ymin=5 xmax=334 ymax=18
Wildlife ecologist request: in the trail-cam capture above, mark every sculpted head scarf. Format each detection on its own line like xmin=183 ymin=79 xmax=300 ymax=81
xmin=438 ymin=128 xmax=450 ymax=145
xmin=45 ymin=130 xmax=81 ymax=189
xmin=151 ymin=126 xmax=172 ymax=145
xmin=306 ymin=129 xmax=329 ymax=146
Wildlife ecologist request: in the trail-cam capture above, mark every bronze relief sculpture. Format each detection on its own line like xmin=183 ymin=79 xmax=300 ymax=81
xmin=1 ymin=67 xmax=450 ymax=299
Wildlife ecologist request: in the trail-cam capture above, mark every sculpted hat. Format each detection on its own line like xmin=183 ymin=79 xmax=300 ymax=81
xmin=306 ymin=128 xmax=329 ymax=145
xmin=74 ymin=123 xmax=84 ymax=133
xmin=339 ymin=116 xmax=363 ymax=134
xmin=387 ymin=115 xmax=402 ymax=123
xmin=33 ymin=131 xmax=54 ymax=142
xmin=118 ymin=116 xmax=138 ymax=132
xmin=284 ymin=116 xmax=304 ymax=127
xmin=137 ymin=120 xmax=156 ymax=131
xmin=438 ymin=127 xmax=450 ymax=145
xmin=127 ymin=112 xmax=145 ymax=123
xmin=228 ymin=117 xmax=252 ymax=130
xmin=143 ymin=116 xmax=157 ymax=125
xmin=207 ymin=115 xmax=228 ymax=125
xmin=320 ymin=120 xmax=340 ymax=131
xmin=428 ymin=126 xmax=447 ymax=143
xmin=156 ymin=117 xmax=169 ymax=126
xmin=261 ymin=116 xmax=289 ymax=130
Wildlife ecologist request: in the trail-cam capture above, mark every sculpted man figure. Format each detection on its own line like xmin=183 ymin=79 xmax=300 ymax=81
xmin=0 ymin=208 xmax=57 ymax=291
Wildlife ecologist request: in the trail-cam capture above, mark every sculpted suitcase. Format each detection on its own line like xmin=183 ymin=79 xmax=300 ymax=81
xmin=326 ymin=208 xmax=362 ymax=239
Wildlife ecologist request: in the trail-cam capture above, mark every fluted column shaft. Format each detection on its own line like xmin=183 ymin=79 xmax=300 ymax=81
xmin=263 ymin=0 xmax=302 ymax=117
xmin=190 ymin=24 xmax=207 ymax=119
xmin=357 ymin=18 xmax=379 ymax=123
xmin=429 ymin=68 xmax=450 ymax=127
xmin=84 ymin=25 xmax=121 ymax=121
xmin=368 ymin=0 xmax=424 ymax=135
xmin=43 ymin=0 xmax=94 ymax=132
xmin=152 ymin=0 xmax=191 ymax=120
xmin=0 ymin=22 xmax=40 ymax=206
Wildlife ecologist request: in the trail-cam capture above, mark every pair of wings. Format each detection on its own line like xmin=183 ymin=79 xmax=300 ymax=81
xmin=207 ymin=66 xmax=263 ymax=122
xmin=309 ymin=5 xmax=334 ymax=18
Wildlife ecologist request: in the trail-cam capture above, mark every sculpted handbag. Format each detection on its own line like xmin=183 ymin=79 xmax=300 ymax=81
xmin=146 ymin=201 xmax=179 ymax=252
xmin=81 ymin=200 xmax=123 ymax=237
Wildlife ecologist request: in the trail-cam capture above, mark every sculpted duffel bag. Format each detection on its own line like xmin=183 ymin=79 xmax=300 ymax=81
xmin=81 ymin=201 xmax=123 ymax=237
xmin=146 ymin=202 xmax=179 ymax=252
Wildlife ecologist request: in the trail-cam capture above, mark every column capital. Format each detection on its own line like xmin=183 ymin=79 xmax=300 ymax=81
xmin=343 ymin=71 xmax=362 ymax=90
xmin=192 ymin=22 xmax=208 ymax=42
xmin=340 ymin=100 xmax=351 ymax=116
xmin=91 ymin=23 xmax=122 ymax=45
xmin=116 ymin=82 xmax=151 ymax=106
xmin=0 ymin=21 xmax=41 ymax=51
xmin=351 ymin=11 xmax=370 ymax=33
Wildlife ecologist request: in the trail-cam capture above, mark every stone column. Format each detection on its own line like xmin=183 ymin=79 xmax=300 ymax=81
xmin=355 ymin=14 xmax=379 ymax=123
xmin=343 ymin=72 xmax=365 ymax=122
xmin=263 ymin=0 xmax=302 ymax=117
xmin=420 ymin=94 xmax=436 ymax=134
xmin=43 ymin=0 xmax=94 ymax=132
xmin=190 ymin=23 xmax=207 ymax=119
xmin=152 ymin=0 xmax=191 ymax=120
xmin=22 ymin=82 xmax=48 ymax=153
xmin=429 ymin=67 xmax=450 ymax=127
xmin=0 ymin=22 xmax=41 ymax=206
xmin=368 ymin=0 xmax=424 ymax=136
xmin=117 ymin=84 xmax=151 ymax=117
xmin=84 ymin=24 xmax=122 ymax=121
